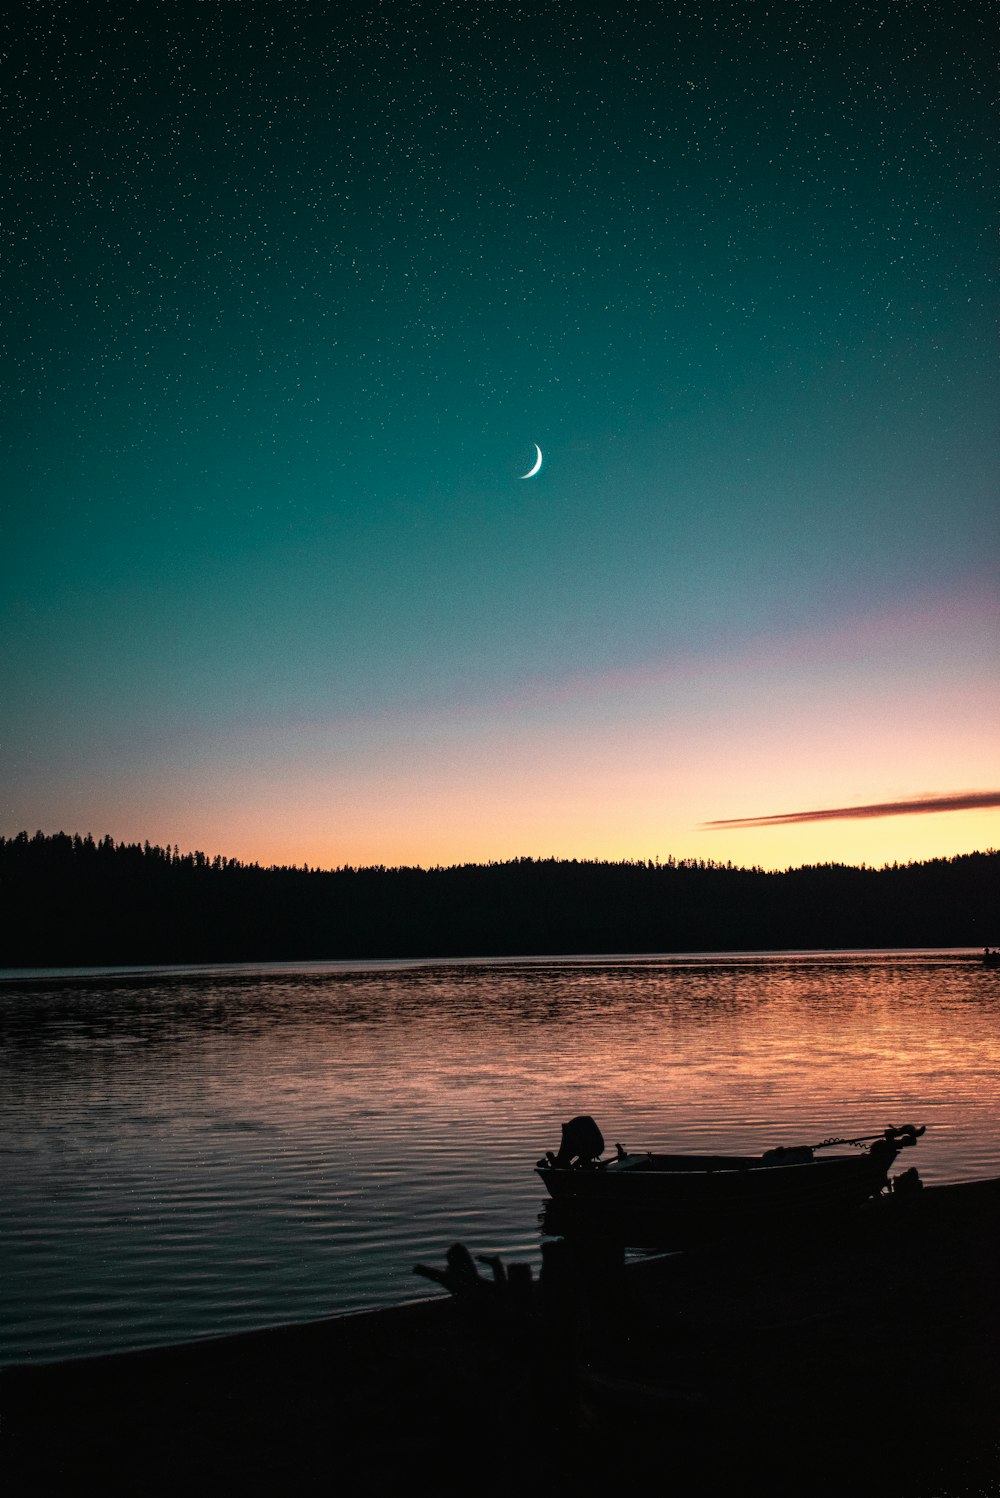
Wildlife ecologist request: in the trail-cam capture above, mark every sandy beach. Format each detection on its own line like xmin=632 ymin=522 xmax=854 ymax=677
xmin=4 ymin=1179 xmax=999 ymax=1496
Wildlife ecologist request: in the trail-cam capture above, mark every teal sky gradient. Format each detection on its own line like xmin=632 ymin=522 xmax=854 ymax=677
xmin=4 ymin=1 xmax=997 ymax=869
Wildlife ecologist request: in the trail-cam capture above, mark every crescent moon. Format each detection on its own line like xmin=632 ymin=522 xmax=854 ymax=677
xmin=519 ymin=444 xmax=543 ymax=479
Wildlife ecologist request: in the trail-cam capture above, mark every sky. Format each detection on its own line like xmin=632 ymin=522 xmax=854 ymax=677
xmin=4 ymin=0 xmax=997 ymax=872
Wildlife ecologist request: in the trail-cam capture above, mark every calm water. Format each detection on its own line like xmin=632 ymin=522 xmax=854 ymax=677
xmin=2 ymin=950 xmax=998 ymax=1368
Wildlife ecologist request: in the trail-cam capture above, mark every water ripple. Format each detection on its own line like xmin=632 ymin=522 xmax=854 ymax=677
xmin=1 ymin=950 xmax=997 ymax=1366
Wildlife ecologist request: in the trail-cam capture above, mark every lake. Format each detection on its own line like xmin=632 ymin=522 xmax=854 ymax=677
xmin=2 ymin=949 xmax=998 ymax=1368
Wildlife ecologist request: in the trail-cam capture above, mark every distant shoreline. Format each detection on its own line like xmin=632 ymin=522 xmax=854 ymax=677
xmin=0 ymin=944 xmax=991 ymax=983
xmin=2 ymin=833 xmax=997 ymax=966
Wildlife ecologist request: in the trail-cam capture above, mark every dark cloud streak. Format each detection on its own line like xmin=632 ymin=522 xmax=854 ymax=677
xmin=704 ymin=792 xmax=1000 ymax=829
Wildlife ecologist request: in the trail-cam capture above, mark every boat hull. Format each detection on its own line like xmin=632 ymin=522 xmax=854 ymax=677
xmin=537 ymin=1149 xmax=896 ymax=1219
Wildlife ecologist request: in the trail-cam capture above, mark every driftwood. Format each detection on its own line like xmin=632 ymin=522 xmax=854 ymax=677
xmin=412 ymin=1236 xmax=628 ymax=1324
xmin=413 ymin=1243 xmax=534 ymax=1303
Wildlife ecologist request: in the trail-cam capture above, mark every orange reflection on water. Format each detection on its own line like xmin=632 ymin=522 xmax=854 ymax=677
xmin=3 ymin=951 xmax=998 ymax=1365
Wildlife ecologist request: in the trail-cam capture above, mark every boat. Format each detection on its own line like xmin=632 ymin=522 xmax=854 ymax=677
xmin=536 ymin=1116 xmax=925 ymax=1222
xmin=982 ymin=949 xmax=1000 ymax=967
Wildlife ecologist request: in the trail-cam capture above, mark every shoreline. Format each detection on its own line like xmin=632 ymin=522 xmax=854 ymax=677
xmin=1 ymin=944 xmax=990 ymax=982
xmin=4 ymin=1179 xmax=1000 ymax=1496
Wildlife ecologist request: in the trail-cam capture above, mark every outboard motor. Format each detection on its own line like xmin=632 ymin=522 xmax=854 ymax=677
xmin=553 ymin=1115 xmax=605 ymax=1169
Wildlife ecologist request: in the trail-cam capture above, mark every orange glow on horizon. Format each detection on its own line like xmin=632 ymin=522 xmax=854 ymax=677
xmin=9 ymin=586 xmax=996 ymax=876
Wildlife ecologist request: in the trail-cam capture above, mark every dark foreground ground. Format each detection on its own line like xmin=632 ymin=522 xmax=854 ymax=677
xmin=3 ymin=1179 xmax=999 ymax=1497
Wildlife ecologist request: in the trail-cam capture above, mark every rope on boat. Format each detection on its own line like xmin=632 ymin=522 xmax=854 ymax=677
xmin=808 ymin=1124 xmax=925 ymax=1151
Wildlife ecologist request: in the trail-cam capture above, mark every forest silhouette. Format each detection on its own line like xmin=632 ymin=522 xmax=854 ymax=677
xmin=2 ymin=831 xmax=997 ymax=966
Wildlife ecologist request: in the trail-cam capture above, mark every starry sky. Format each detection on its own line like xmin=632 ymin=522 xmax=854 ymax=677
xmin=4 ymin=0 xmax=997 ymax=871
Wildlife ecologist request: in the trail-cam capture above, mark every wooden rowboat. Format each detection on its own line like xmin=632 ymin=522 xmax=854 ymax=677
xmin=536 ymin=1116 xmax=925 ymax=1221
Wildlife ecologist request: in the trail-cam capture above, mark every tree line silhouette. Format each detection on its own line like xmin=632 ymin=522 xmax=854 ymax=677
xmin=1 ymin=830 xmax=997 ymax=966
